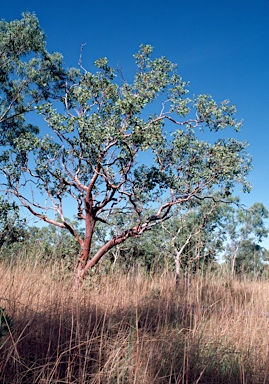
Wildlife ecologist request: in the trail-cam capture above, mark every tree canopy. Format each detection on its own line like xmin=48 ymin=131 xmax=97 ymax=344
xmin=0 ymin=15 xmax=252 ymax=283
xmin=0 ymin=12 xmax=65 ymax=146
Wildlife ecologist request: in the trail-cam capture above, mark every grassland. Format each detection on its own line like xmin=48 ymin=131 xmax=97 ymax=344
xmin=1 ymin=254 xmax=269 ymax=383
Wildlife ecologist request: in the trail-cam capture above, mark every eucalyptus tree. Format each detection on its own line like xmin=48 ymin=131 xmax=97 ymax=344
xmin=161 ymin=195 xmax=232 ymax=284
xmin=0 ymin=39 xmax=252 ymax=283
xmin=0 ymin=196 xmax=26 ymax=249
xmin=224 ymin=202 xmax=269 ymax=277
xmin=0 ymin=13 xmax=65 ymax=146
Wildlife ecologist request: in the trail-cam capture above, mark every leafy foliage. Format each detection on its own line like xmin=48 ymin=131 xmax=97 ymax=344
xmin=26 ymin=222 xmax=82 ymax=264
xmin=0 ymin=196 xmax=27 ymax=249
xmin=0 ymin=12 xmax=65 ymax=146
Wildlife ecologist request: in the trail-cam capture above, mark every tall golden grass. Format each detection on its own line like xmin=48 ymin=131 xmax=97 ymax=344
xmin=1 ymin=254 xmax=269 ymax=383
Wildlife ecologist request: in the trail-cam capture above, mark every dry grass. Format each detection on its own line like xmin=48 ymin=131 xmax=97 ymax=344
xmin=1 ymin=256 xmax=269 ymax=383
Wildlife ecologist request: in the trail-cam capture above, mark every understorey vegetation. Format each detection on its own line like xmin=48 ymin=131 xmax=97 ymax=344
xmin=1 ymin=257 xmax=269 ymax=383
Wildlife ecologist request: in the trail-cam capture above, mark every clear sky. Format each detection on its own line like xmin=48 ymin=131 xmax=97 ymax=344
xmin=1 ymin=0 xmax=269 ymax=240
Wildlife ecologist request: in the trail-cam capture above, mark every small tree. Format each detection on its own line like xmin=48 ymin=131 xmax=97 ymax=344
xmin=161 ymin=195 xmax=231 ymax=284
xmin=0 ymin=196 xmax=27 ymax=249
xmin=224 ymin=203 xmax=269 ymax=277
xmin=0 ymin=35 xmax=252 ymax=283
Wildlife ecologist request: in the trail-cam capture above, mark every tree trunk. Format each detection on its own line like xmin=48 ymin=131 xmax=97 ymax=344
xmin=73 ymin=226 xmax=141 ymax=286
xmin=175 ymin=251 xmax=181 ymax=288
xmin=74 ymin=213 xmax=96 ymax=286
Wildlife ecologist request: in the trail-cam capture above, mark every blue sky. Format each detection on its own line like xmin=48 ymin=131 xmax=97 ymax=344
xmin=1 ymin=0 xmax=269 ymax=240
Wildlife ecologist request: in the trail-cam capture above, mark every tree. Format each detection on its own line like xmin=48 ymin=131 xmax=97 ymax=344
xmin=160 ymin=195 xmax=231 ymax=284
xmin=27 ymin=221 xmax=80 ymax=267
xmin=229 ymin=240 xmax=269 ymax=276
xmin=224 ymin=203 xmax=269 ymax=277
xmin=0 ymin=196 xmax=26 ymax=249
xmin=0 ymin=35 xmax=252 ymax=283
xmin=0 ymin=13 xmax=65 ymax=147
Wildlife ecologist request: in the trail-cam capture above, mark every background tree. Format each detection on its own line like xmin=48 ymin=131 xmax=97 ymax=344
xmin=100 ymin=197 xmax=229 ymax=278
xmin=224 ymin=203 xmax=269 ymax=277
xmin=160 ymin=195 xmax=231 ymax=284
xmin=0 ymin=34 xmax=252 ymax=283
xmin=0 ymin=196 xmax=27 ymax=249
xmin=27 ymin=220 xmax=82 ymax=259
xmin=95 ymin=213 xmax=171 ymax=274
